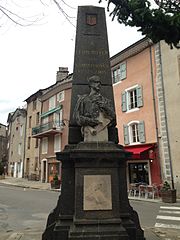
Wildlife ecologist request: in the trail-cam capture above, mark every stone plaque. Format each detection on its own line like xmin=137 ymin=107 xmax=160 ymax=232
xmin=83 ymin=175 xmax=112 ymax=211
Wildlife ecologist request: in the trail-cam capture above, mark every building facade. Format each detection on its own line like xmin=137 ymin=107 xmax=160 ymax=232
xmin=32 ymin=68 xmax=72 ymax=183
xmin=0 ymin=123 xmax=8 ymax=174
xmin=24 ymin=90 xmax=45 ymax=180
xmin=111 ymin=38 xmax=162 ymax=187
xmin=7 ymin=108 xmax=27 ymax=178
xmin=155 ymin=41 xmax=180 ymax=196
xmin=5 ymin=39 xmax=179 ymax=200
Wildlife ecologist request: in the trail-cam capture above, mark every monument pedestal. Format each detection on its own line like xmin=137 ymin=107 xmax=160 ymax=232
xmin=52 ymin=142 xmax=144 ymax=240
xmin=43 ymin=6 xmax=145 ymax=240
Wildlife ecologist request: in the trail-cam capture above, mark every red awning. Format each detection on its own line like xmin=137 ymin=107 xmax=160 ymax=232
xmin=125 ymin=145 xmax=153 ymax=155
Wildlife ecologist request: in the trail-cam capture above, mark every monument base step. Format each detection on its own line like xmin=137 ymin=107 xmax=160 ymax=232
xmin=69 ymin=222 xmax=129 ymax=240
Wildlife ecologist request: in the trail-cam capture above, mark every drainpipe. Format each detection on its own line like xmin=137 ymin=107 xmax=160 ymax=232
xmin=149 ymin=43 xmax=162 ymax=180
xmin=158 ymin=42 xmax=175 ymax=189
xmin=22 ymin=110 xmax=27 ymax=179
xmin=39 ymin=98 xmax=43 ymax=182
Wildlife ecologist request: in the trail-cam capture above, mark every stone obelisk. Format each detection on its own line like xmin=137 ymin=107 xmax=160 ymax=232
xmin=42 ymin=5 xmax=145 ymax=240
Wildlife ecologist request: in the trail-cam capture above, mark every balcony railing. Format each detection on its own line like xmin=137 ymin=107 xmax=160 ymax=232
xmin=32 ymin=121 xmax=64 ymax=138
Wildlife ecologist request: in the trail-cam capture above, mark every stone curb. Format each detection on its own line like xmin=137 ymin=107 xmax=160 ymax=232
xmin=0 ymin=180 xmax=60 ymax=192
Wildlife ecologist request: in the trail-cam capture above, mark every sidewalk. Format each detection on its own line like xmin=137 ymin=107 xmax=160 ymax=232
xmin=0 ymin=176 xmax=54 ymax=191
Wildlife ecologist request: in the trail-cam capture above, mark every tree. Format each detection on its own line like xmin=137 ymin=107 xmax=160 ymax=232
xmin=99 ymin=0 xmax=180 ymax=48
xmin=0 ymin=0 xmax=75 ymax=28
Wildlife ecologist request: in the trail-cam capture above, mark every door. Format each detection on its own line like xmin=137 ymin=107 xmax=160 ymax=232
xmin=42 ymin=160 xmax=47 ymax=182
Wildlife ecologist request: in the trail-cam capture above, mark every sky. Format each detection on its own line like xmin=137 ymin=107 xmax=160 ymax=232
xmin=0 ymin=0 xmax=143 ymax=125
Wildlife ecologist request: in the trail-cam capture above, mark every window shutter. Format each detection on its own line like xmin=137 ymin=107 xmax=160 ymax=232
xmin=123 ymin=125 xmax=129 ymax=145
xmin=121 ymin=92 xmax=127 ymax=112
xmin=120 ymin=62 xmax=126 ymax=80
xmin=42 ymin=137 xmax=48 ymax=154
xmin=54 ymin=134 xmax=61 ymax=152
xmin=137 ymin=85 xmax=143 ymax=107
xmin=138 ymin=121 xmax=145 ymax=143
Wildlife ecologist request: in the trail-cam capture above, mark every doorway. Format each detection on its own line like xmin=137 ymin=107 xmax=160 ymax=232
xmin=41 ymin=159 xmax=47 ymax=182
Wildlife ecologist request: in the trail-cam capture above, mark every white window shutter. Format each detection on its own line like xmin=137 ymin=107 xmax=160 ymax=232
xmin=121 ymin=92 xmax=127 ymax=112
xmin=123 ymin=125 xmax=129 ymax=145
xmin=42 ymin=137 xmax=48 ymax=154
xmin=54 ymin=134 xmax=61 ymax=152
xmin=137 ymin=85 xmax=143 ymax=107
xmin=138 ymin=121 xmax=145 ymax=143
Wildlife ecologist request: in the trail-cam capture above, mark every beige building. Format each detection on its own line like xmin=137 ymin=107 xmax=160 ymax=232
xmin=7 ymin=108 xmax=27 ymax=178
xmin=155 ymin=41 xmax=180 ymax=195
xmin=24 ymin=90 xmax=46 ymax=180
xmin=32 ymin=68 xmax=72 ymax=183
xmin=0 ymin=123 xmax=8 ymax=173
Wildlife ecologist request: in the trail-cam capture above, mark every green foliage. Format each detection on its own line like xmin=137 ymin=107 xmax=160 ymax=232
xmin=161 ymin=181 xmax=171 ymax=191
xmin=0 ymin=162 xmax=4 ymax=175
xmin=99 ymin=0 xmax=180 ymax=48
xmin=53 ymin=174 xmax=59 ymax=181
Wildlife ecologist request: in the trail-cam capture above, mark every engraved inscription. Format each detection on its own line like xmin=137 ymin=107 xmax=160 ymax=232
xmin=76 ymin=63 xmax=109 ymax=75
xmin=77 ymin=50 xmax=108 ymax=56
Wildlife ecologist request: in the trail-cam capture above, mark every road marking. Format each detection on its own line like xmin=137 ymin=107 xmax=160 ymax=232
xmin=155 ymin=205 xmax=180 ymax=230
xmin=6 ymin=232 xmax=24 ymax=240
xmin=157 ymin=215 xmax=180 ymax=221
xmin=159 ymin=210 xmax=180 ymax=215
xmin=155 ymin=223 xmax=180 ymax=229
xmin=160 ymin=206 xmax=180 ymax=210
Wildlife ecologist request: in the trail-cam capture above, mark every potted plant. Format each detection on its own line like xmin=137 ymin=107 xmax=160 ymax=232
xmin=160 ymin=181 xmax=176 ymax=203
xmin=0 ymin=162 xmax=5 ymax=179
xmin=50 ymin=174 xmax=61 ymax=189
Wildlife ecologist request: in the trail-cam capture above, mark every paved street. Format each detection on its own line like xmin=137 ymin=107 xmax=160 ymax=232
xmin=0 ymin=177 xmax=180 ymax=239
xmin=0 ymin=183 xmax=59 ymax=240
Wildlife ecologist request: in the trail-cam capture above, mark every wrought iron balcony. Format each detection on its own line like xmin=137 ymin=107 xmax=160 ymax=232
xmin=32 ymin=121 xmax=64 ymax=138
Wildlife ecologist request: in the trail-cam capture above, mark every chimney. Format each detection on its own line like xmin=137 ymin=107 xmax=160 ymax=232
xmin=56 ymin=67 xmax=69 ymax=82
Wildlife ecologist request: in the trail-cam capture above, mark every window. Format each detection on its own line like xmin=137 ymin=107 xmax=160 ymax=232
xmin=57 ymin=91 xmax=64 ymax=102
xmin=29 ymin=116 xmax=32 ymax=128
xmin=20 ymin=125 xmax=23 ymax=136
xmin=54 ymin=134 xmax=61 ymax=152
xmin=34 ymin=157 xmax=38 ymax=171
xmin=112 ymin=62 xmax=126 ymax=84
xmin=36 ymin=112 xmax=40 ymax=125
xmin=131 ymin=123 xmax=139 ymax=143
xmin=128 ymin=162 xmax=149 ymax=184
xmin=42 ymin=116 xmax=48 ymax=125
xmin=33 ymin=100 xmax=37 ymax=111
xmin=122 ymin=85 xmax=143 ymax=112
xmin=42 ymin=137 xmax=48 ymax=154
xmin=49 ymin=96 xmax=56 ymax=110
xmin=18 ymin=143 xmax=22 ymax=155
xmin=53 ymin=109 xmax=63 ymax=127
xmin=128 ymin=89 xmax=138 ymax=109
xmin=35 ymin=138 xmax=38 ymax=148
xmin=123 ymin=121 xmax=145 ymax=145
xmin=28 ymin=137 xmax=31 ymax=149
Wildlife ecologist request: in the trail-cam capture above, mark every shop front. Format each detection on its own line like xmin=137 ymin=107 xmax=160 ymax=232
xmin=125 ymin=144 xmax=161 ymax=186
xmin=48 ymin=159 xmax=61 ymax=183
xmin=41 ymin=158 xmax=61 ymax=183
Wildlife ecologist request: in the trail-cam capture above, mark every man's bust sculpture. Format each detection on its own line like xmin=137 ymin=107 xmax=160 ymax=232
xmin=73 ymin=75 xmax=116 ymax=142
